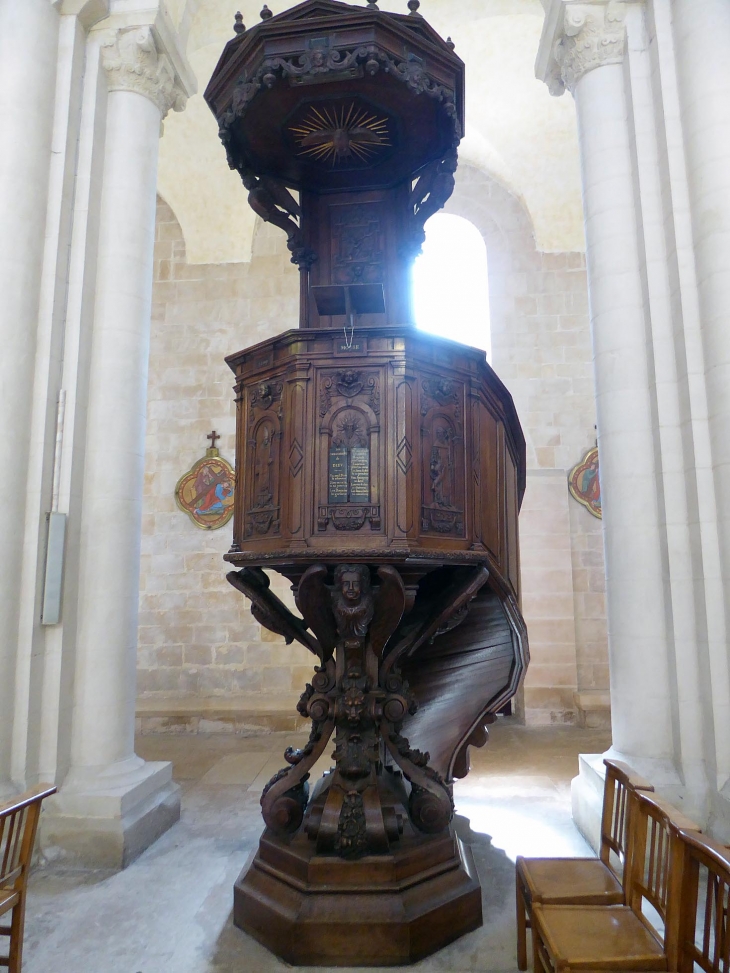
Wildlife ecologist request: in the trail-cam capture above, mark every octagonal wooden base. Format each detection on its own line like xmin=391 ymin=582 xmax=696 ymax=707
xmin=234 ymin=826 xmax=482 ymax=966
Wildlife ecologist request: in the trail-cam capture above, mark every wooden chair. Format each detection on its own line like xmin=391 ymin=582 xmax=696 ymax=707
xmin=0 ymin=785 xmax=56 ymax=973
xmin=673 ymin=827 xmax=730 ymax=973
xmin=531 ymin=790 xmax=701 ymax=973
xmin=515 ymin=759 xmax=655 ymax=970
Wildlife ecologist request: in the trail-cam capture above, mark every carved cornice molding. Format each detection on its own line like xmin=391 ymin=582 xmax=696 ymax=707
xmin=100 ymin=25 xmax=188 ymax=118
xmin=536 ymin=0 xmax=635 ymax=96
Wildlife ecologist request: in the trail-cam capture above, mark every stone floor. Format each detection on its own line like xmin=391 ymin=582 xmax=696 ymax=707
xmin=22 ymin=721 xmax=611 ymax=973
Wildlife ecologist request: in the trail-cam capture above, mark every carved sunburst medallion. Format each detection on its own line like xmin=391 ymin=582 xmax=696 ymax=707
xmin=290 ymin=102 xmax=391 ymax=166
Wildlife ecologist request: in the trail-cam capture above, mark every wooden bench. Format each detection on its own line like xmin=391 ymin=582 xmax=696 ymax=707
xmin=0 ymin=785 xmax=56 ymax=973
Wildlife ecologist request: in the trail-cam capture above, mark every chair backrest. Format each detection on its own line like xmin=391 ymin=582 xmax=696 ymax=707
xmin=0 ymin=786 xmax=56 ymax=892
xmin=600 ymin=758 xmax=654 ymax=877
xmin=625 ymin=791 xmax=701 ymax=964
xmin=674 ymin=828 xmax=730 ymax=973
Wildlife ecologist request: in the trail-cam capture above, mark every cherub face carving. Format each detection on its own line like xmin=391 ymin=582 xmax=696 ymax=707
xmin=340 ymin=570 xmax=361 ymax=603
xmin=331 ymin=564 xmax=374 ymax=639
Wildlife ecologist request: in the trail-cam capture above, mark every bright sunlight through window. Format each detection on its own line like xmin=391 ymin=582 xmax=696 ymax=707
xmin=412 ymin=213 xmax=491 ymax=360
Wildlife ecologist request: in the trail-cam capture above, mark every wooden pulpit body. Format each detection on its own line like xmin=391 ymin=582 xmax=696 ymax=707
xmin=205 ymin=1 xmax=529 ymax=964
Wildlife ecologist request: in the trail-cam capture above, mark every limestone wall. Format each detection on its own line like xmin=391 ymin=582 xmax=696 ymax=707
xmin=137 ymin=198 xmax=313 ymax=715
xmin=138 ymin=175 xmax=609 ymax=726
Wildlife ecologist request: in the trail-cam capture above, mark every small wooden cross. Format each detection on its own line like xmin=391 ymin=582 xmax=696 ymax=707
xmin=207 ymin=430 xmax=220 ymax=450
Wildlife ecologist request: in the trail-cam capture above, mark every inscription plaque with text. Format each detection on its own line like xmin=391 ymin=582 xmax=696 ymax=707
xmin=328 ymin=447 xmax=348 ymax=503
xmin=349 ymin=447 xmax=370 ymax=503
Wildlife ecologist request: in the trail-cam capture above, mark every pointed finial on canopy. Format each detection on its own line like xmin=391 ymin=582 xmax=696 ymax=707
xmin=233 ymin=11 xmax=246 ymax=34
xmin=407 ymin=0 xmax=421 ymax=15
xmin=366 ymin=0 xmax=379 ymax=9
xmin=260 ymin=4 xmax=273 ymax=19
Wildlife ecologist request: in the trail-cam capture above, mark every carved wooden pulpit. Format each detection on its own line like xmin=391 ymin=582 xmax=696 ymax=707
xmin=205 ymin=1 xmax=528 ymax=964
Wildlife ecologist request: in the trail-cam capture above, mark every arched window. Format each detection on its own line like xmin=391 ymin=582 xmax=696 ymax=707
xmin=412 ymin=213 xmax=491 ymax=359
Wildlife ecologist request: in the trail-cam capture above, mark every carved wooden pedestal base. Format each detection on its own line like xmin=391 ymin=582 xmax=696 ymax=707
xmin=234 ymin=824 xmax=482 ymax=966
xmin=226 ymin=561 xmax=504 ymax=964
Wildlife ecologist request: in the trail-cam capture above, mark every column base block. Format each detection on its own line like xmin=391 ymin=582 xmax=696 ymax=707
xmin=41 ymin=758 xmax=180 ymax=869
xmin=573 ymin=691 xmax=611 ymax=729
xmin=234 ymin=825 xmax=483 ymax=966
xmin=571 ymin=753 xmax=605 ymax=854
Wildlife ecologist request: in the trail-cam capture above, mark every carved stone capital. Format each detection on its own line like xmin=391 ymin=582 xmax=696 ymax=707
xmin=100 ymin=25 xmax=188 ymax=118
xmin=536 ymin=0 xmax=634 ymax=96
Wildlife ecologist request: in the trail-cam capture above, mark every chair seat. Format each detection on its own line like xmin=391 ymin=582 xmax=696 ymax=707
xmin=533 ymin=904 xmax=667 ymax=971
xmin=518 ymin=857 xmax=624 ymax=906
xmin=0 ymin=888 xmax=19 ymax=918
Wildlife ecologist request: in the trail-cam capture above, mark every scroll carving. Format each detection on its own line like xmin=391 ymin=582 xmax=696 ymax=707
xmin=226 ymin=567 xmax=321 ymax=657
xmin=229 ymin=560 xmax=503 ymax=858
xmin=218 ymin=44 xmax=459 ymax=135
xmin=407 ymin=147 xmax=458 ymax=257
xmin=319 ymin=370 xmax=380 ymax=417
xmin=233 ymin=162 xmax=316 ymax=268
xmin=284 ymin=562 xmax=455 ymax=855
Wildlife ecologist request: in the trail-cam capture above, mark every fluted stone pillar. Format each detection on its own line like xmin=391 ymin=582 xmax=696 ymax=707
xmin=538 ymin=0 xmax=675 ymax=770
xmin=673 ymin=0 xmax=730 ymax=830
xmin=42 ymin=22 xmax=195 ymax=868
xmin=0 ymin=0 xmax=60 ymax=791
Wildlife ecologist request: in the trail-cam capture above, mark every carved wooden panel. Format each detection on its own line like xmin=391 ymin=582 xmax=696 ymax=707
xmin=497 ymin=423 xmax=508 ymax=577
xmin=331 ymin=201 xmax=386 ymax=286
xmin=226 ymin=327 xmax=526 ymax=561
xmin=285 ymin=372 xmax=308 ymax=539
xmin=469 ymin=392 xmax=482 ymax=551
xmin=420 ymin=376 xmax=465 ymax=537
xmin=392 ymin=363 xmax=415 ymax=539
xmin=479 ymin=400 xmax=501 ymax=563
xmin=245 ymin=380 xmax=283 ymax=538
xmin=304 ymin=187 xmax=412 ymax=328
xmin=317 ymin=367 xmax=382 ymax=535
xmin=505 ymin=450 xmax=520 ymax=597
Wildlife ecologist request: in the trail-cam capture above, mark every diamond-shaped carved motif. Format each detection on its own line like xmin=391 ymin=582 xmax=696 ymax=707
xmin=289 ymin=439 xmax=304 ymax=477
xmin=396 ymin=437 xmax=412 ymax=475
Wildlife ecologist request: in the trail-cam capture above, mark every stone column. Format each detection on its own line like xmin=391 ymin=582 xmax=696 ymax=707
xmin=0 ymin=0 xmax=60 ymax=790
xmin=672 ymin=0 xmax=730 ymax=830
xmin=42 ymin=23 xmax=195 ymax=868
xmin=537 ymin=1 xmax=676 ymax=769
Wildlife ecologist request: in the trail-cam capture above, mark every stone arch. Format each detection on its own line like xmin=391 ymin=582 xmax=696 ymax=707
xmin=444 ymin=163 xmax=541 ymax=465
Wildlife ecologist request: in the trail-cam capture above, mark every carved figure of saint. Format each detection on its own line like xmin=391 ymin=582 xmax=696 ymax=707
xmin=331 ymin=564 xmax=374 ymax=639
xmin=254 ymin=424 xmax=274 ymax=507
xmin=430 ymin=449 xmax=447 ymax=506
